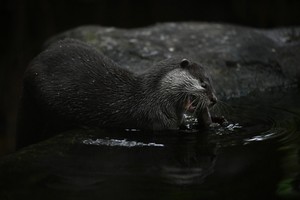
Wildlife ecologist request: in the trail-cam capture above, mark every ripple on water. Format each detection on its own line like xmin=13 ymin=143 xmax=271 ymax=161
xmin=83 ymin=138 xmax=164 ymax=148
xmin=207 ymin=99 xmax=300 ymax=148
xmin=80 ymin=90 xmax=300 ymax=151
xmin=81 ymin=103 xmax=299 ymax=149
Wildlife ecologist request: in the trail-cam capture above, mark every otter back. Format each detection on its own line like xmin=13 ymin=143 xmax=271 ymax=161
xmin=17 ymin=39 xmax=142 ymax=147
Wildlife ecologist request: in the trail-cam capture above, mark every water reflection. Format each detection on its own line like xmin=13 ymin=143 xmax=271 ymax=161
xmin=79 ymin=130 xmax=218 ymax=186
xmin=74 ymin=90 xmax=300 ymax=190
xmin=1 ymin=90 xmax=300 ymax=200
xmin=160 ymin=134 xmax=217 ymax=185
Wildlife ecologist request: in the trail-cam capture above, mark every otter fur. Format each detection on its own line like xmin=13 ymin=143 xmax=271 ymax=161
xmin=17 ymin=39 xmax=217 ymax=147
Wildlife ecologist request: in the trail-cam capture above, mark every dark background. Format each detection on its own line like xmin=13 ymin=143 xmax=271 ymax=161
xmin=1 ymin=0 xmax=300 ymax=156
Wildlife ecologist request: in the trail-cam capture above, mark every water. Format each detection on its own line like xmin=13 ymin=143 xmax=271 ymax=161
xmin=1 ymin=89 xmax=300 ymax=200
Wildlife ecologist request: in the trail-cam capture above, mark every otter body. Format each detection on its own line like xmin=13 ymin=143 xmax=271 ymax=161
xmin=17 ymin=39 xmax=216 ymax=147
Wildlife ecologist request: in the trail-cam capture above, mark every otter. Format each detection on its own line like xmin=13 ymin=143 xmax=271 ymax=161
xmin=17 ymin=39 xmax=217 ymax=147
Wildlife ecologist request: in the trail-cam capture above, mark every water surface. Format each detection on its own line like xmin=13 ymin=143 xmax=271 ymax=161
xmin=1 ymin=90 xmax=300 ymax=200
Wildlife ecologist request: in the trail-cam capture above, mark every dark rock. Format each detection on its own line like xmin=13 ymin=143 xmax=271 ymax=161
xmin=48 ymin=22 xmax=300 ymax=99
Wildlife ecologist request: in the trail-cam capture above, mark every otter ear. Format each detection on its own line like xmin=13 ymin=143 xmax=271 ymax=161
xmin=180 ymin=59 xmax=190 ymax=68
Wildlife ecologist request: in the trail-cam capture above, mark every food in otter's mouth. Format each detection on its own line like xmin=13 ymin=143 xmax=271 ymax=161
xmin=185 ymin=95 xmax=199 ymax=112
xmin=183 ymin=95 xmax=213 ymax=128
xmin=183 ymin=94 xmax=227 ymax=129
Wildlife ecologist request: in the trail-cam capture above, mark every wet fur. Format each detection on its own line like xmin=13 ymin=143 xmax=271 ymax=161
xmin=17 ymin=39 xmax=215 ymax=147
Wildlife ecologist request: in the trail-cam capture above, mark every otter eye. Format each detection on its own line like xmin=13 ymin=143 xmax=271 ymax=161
xmin=180 ymin=59 xmax=190 ymax=68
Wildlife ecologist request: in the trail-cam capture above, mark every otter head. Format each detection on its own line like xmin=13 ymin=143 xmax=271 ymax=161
xmin=160 ymin=58 xmax=217 ymax=128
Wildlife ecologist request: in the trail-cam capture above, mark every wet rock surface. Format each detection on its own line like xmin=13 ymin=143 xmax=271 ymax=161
xmin=48 ymin=22 xmax=300 ymax=99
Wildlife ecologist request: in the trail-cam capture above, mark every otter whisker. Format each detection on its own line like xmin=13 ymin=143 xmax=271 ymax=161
xmin=180 ymin=93 xmax=192 ymax=125
xmin=210 ymin=100 xmax=232 ymax=116
xmin=217 ymin=100 xmax=233 ymax=115
xmin=192 ymin=96 xmax=204 ymax=116
xmin=192 ymin=97 xmax=200 ymax=116
xmin=218 ymin=100 xmax=232 ymax=109
xmin=183 ymin=96 xmax=189 ymax=112
xmin=210 ymin=104 xmax=221 ymax=116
